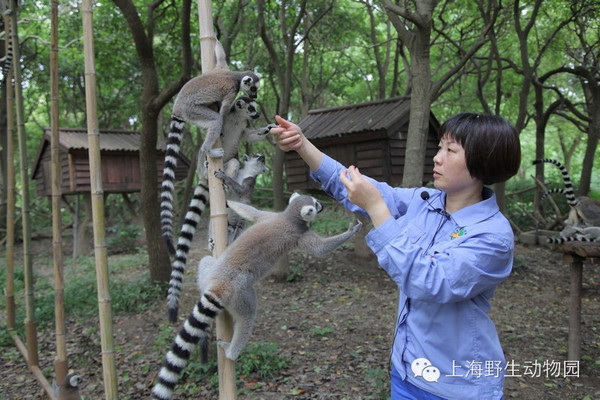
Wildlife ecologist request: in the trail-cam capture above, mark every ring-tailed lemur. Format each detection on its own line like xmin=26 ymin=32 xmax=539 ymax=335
xmin=211 ymin=153 xmax=268 ymax=246
xmin=52 ymin=371 xmax=83 ymax=400
xmin=533 ymin=158 xmax=600 ymax=227
xmin=160 ymin=38 xmax=262 ymax=252
xmin=152 ymin=194 xmax=362 ymax=400
xmin=161 ymin=95 xmax=273 ymax=254
xmin=197 ymin=96 xmax=276 ymax=179
xmin=166 ymin=154 xmax=267 ymax=323
xmin=547 ymin=226 xmax=600 ymax=244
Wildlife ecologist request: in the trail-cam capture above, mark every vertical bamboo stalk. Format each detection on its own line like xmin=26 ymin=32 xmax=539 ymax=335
xmin=10 ymin=0 xmax=38 ymax=368
xmin=50 ymin=0 xmax=68 ymax=383
xmin=197 ymin=1 xmax=237 ymax=398
xmin=80 ymin=1 xmax=118 ymax=398
xmin=4 ymin=13 xmax=15 ymax=331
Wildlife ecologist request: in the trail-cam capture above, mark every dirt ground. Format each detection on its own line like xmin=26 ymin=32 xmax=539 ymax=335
xmin=1 ymin=227 xmax=600 ymax=400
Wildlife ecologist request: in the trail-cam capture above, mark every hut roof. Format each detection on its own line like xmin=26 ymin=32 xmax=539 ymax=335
xmin=298 ymin=97 xmax=411 ymax=140
xmin=32 ymin=127 xmax=187 ymax=179
xmin=39 ymin=127 xmax=170 ymax=152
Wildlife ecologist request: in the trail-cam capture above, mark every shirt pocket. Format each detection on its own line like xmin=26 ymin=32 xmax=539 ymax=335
xmin=402 ymin=221 xmax=426 ymax=245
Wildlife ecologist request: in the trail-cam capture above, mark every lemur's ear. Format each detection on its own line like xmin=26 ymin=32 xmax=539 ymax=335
xmin=289 ymin=192 xmax=301 ymax=204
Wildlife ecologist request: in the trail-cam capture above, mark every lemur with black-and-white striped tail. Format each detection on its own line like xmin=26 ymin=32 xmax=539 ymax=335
xmin=160 ymin=38 xmax=265 ymax=253
xmin=546 ymin=226 xmax=600 ymax=244
xmin=152 ymin=194 xmax=362 ymax=400
xmin=533 ymin=158 xmax=600 ymax=227
xmin=166 ymin=153 xmax=267 ymax=324
xmin=533 ymin=158 xmax=600 ymax=243
xmin=161 ymin=93 xmax=274 ymax=254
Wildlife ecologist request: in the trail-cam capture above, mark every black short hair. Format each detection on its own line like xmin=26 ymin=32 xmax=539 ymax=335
xmin=438 ymin=113 xmax=521 ymax=185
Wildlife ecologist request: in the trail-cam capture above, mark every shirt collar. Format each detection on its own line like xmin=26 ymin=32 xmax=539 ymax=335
xmin=449 ymin=186 xmax=499 ymax=226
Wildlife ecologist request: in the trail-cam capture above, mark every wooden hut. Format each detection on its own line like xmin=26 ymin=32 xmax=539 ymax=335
xmin=285 ymin=97 xmax=441 ymax=191
xmin=32 ymin=127 xmax=190 ymax=197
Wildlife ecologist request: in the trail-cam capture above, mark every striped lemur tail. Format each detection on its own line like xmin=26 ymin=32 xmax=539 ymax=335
xmin=161 ymin=115 xmax=186 ymax=255
xmin=152 ymin=290 xmax=225 ymax=400
xmin=540 ymin=188 xmax=567 ymax=203
xmin=532 ymin=158 xmax=578 ymax=207
xmin=547 ymin=236 xmax=597 ymax=244
xmin=167 ymin=182 xmax=209 ymax=323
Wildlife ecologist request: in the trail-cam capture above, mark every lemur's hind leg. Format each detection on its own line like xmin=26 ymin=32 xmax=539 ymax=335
xmin=217 ymin=285 xmax=258 ymax=361
xmin=187 ymin=106 xmax=224 ymax=158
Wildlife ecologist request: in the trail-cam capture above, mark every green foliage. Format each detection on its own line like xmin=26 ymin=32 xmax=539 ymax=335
xmin=106 ymin=224 xmax=142 ymax=255
xmin=310 ymin=325 xmax=333 ymax=338
xmin=152 ymin=335 xmax=286 ymax=394
xmin=365 ymin=367 xmax=390 ymax=400
xmin=237 ymin=340 xmax=287 ymax=379
xmin=0 ymin=249 xmax=159 ymax=347
xmin=310 ymin=197 xmax=355 ymax=236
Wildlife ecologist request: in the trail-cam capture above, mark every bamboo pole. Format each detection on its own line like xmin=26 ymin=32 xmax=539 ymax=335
xmin=80 ymin=1 xmax=119 ymax=398
xmin=50 ymin=0 xmax=68 ymax=384
xmin=4 ymin=13 xmax=15 ymax=331
xmin=11 ymin=334 xmax=56 ymax=398
xmin=10 ymin=0 xmax=38 ymax=368
xmin=197 ymin=1 xmax=237 ymax=398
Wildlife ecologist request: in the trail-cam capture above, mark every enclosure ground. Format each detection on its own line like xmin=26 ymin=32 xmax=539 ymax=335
xmin=1 ymin=233 xmax=599 ymax=399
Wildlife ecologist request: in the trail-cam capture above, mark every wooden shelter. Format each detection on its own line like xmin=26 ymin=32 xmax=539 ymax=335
xmin=31 ymin=127 xmax=190 ymax=197
xmin=285 ymin=97 xmax=441 ymax=190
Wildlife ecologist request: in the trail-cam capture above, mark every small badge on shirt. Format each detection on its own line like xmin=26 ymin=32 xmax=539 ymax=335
xmin=450 ymin=227 xmax=466 ymax=239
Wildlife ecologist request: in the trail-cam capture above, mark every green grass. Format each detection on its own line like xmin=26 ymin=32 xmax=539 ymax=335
xmin=0 ymin=248 xmax=160 ymax=346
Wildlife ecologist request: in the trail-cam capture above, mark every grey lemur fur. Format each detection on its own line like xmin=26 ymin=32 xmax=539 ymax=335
xmin=153 ymin=194 xmax=362 ymax=400
xmin=197 ymin=96 xmax=275 ymax=180
xmin=211 ymin=153 xmax=268 ymax=247
xmin=167 ymin=154 xmax=267 ymax=323
xmin=161 ymin=39 xmax=262 ymax=253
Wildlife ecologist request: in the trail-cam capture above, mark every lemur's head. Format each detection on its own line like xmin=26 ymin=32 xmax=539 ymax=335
xmin=233 ymin=97 xmax=260 ymax=120
xmin=240 ymin=153 xmax=267 ymax=177
xmin=62 ymin=371 xmax=83 ymax=389
xmin=288 ymin=193 xmax=323 ymax=223
xmin=240 ymin=73 xmax=260 ymax=99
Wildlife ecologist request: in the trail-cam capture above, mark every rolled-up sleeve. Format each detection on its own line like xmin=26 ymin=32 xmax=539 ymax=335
xmin=310 ymin=154 xmax=411 ymax=219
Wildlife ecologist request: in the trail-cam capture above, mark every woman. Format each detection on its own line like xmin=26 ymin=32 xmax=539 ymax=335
xmin=270 ymin=112 xmax=521 ymax=400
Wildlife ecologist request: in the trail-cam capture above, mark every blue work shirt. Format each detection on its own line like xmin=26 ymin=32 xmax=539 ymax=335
xmin=311 ymin=155 xmax=511 ymax=400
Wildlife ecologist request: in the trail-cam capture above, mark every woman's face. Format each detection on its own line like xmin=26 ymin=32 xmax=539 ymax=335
xmin=432 ymin=134 xmax=480 ymax=194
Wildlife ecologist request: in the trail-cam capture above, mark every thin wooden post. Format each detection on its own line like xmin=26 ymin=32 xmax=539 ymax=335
xmin=10 ymin=0 xmax=38 ymax=369
xmin=50 ymin=0 xmax=68 ymax=383
xmin=567 ymin=255 xmax=583 ymax=361
xmin=80 ymin=1 xmax=119 ymax=398
xmin=197 ymin=1 xmax=237 ymax=398
xmin=3 ymin=11 xmax=15 ymax=332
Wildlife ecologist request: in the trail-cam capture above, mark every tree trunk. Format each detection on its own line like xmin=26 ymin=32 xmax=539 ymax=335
xmin=577 ymin=89 xmax=600 ymax=197
xmin=141 ymin=111 xmax=171 ymax=283
xmin=402 ymin=26 xmax=432 ymax=188
xmin=75 ymin=193 xmax=93 ymax=256
xmin=113 ymin=0 xmax=192 ymax=284
xmin=353 ymin=214 xmax=374 ymax=260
